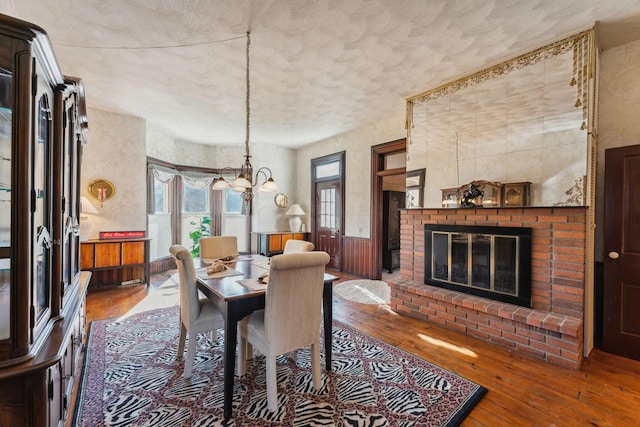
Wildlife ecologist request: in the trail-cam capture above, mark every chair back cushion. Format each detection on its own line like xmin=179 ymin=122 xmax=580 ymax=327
xmin=169 ymin=244 xmax=200 ymax=327
xmin=265 ymin=251 xmax=330 ymax=354
xmin=199 ymin=236 xmax=238 ymax=260
xmin=283 ymin=239 xmax=314 ymax=254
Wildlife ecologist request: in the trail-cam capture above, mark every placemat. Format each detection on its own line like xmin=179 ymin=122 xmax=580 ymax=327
xmin=237 ymin=277 xmax=268 ymax=291
xmin=196 ymin=267 xmax=244 ymax=280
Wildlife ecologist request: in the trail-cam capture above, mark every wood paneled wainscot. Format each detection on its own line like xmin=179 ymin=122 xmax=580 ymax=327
xmin=81 ymin=238 xmax=151 ymax=289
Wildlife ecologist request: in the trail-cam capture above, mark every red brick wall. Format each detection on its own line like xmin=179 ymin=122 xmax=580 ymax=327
xmin=391 ymin=206 xmax=587 ymax=368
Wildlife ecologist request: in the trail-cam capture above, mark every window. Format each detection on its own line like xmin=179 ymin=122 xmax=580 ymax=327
xmin=315 ymin=160 xmax=340 ymax=180
xmin=147 ymin=158 xmax=247 ymax=260
xmin=319 ymin=187 xmax=336 ymax=229
xmin=148 ymin=176 xmax=172 ymax=260
xmin=154 ymin=179 xmax=169 ymax=214
xmin=182 ymin=181 xmax=209 ymax=213
xmin=225 ymin=189 xmax=242 ymax=213
xmin=181 ymin=181 xmax=210 ymax=248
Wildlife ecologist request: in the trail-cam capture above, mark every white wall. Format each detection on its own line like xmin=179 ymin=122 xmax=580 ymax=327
xmin=83 ymin=114 xmax=296 ymax=242
xmin=596 ymin=38 xmax=640 ymax=261
xmin=295 ymin=114 xmax=406 ymax=238
xmin=250 ymin=142 xmax=297 ymax=233
xmin=81 ymin=108 xmax=147 ymax=239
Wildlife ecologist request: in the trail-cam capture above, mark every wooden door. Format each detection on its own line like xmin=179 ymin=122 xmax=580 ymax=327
xmin=315 ymin=180 xmax=341 ymax=270
xmin=603 ymin=144 xmax=640 ymax=359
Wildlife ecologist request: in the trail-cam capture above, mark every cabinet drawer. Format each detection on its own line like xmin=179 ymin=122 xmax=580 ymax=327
xmin=94 ymin=243 xmax=121 ymax=268
xmin=281 ymin=234 xmax=293 ymax=248
xmin=268 ymin=235 xmax=282 ymax=253
xmin=80 ymin=243 xmax=94 ymax=269
xmin=122 ymin=242 xmax=145 ymax=265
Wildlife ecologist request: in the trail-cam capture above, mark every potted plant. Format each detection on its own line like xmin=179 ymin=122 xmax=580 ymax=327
xmin=188 ymin=216 xmax=211 ymax=257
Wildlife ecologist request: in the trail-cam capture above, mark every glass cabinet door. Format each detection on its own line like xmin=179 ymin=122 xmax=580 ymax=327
xmin=31 ymin=68 xmax=54 ymax=341
xmin=0 ymin=67 xmax=11 ymax=343
xmin=60 ymin=89 xmax=81 ymax=307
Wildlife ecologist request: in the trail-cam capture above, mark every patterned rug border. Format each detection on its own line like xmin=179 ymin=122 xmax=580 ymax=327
xmin=72 ymin=306 xmax=487 ymax=426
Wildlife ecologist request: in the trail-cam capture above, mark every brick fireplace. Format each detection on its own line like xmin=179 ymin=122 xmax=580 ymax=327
xmin=390 ymin=207 xmax=586 ymax=369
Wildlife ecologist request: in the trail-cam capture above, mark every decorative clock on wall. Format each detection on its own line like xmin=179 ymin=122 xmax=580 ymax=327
xmin=88 ymin=178 xmax=115 ymax=207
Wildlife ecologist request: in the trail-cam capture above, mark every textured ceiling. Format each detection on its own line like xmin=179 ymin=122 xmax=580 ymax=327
xmin=3 ymin=0 xmax=640 ymax=148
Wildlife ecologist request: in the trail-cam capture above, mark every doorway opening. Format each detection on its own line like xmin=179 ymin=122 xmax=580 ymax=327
xmin=371 ymin=139 xmax=406 ymax=280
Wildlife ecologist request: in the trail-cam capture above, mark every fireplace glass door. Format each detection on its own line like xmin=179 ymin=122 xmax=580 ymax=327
xmin=426 ymin=225 xmax=531 ymax=307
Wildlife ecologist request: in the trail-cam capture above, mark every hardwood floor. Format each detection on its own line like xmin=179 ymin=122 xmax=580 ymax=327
xmin=78 ymin=269 xmax=640 ymax=426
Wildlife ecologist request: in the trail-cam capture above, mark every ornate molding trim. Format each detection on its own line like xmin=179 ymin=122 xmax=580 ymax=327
xmin=407 ymin=30 xmax=593 ymax=105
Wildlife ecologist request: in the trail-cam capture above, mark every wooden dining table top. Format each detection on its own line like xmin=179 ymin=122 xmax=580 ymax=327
xmin=195 ymin=254 xmax=338 ymax=301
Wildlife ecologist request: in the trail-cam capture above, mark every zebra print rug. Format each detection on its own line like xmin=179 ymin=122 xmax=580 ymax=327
xmin=73 ymin=306 xmax=486 ymax=426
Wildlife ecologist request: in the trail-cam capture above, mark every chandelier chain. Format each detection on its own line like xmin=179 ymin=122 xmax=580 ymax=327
xmin=245 ymin=31 xmax=251 ymax=158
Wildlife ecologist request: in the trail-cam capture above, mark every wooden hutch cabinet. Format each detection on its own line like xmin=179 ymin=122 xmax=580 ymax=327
xmin=0 ymin=14 xmax=91 ymax=427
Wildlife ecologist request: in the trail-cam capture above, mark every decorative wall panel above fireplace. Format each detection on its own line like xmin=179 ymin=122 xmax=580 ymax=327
xmin=406 ymin=30 xmax=596 ymax=208
xmin=425 ymin=224 xmax=532 ymax=307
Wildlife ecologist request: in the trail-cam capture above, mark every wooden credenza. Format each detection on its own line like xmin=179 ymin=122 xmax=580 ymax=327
xmin=255 ymin=232 xmax=311 ymax=256
xmin=81 ymin=238 xmax=151 ymax=289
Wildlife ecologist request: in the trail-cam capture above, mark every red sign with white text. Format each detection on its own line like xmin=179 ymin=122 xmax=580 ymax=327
xmin=99 ymin=231 xmax=146 ymax=240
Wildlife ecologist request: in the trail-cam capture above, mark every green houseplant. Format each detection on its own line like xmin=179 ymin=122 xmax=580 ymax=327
xmin=188 ymin=216 xmax=211 ymax=258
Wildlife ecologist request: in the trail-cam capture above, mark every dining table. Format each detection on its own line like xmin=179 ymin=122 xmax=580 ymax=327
xmin=195 ymin=254 xmax=339 ymax=422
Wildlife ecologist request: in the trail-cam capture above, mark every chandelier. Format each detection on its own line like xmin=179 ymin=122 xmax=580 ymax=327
xmin=212 ymin=31 xmax=278 ymax=206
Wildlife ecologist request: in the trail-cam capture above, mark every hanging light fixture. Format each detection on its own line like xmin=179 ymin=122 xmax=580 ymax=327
xmin=212 ymin=31 xmax=278 ymax=206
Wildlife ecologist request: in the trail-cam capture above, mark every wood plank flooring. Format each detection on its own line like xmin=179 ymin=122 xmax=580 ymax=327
xmin=76 ymin=269 xmax=640 ymax=426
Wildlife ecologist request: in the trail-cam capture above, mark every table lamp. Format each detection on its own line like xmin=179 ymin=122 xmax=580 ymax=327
xmin=285 ymin=204 xmax=305 ymax=232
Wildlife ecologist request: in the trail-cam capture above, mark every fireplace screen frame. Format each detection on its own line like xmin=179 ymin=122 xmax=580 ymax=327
xmin=424 ymin=224 xmax=532 ymax=307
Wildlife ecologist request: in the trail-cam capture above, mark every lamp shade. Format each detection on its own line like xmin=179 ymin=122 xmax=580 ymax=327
xmin=285 ymin=204 xmax=305 ymax=232
xmin=258 ymin=177 xmax=278 ymax=192
xmin=211 ymin=177 xmax=231 ymax=191
xmin=232 ymin=175 xmax=252 ymax=189
xmin=285 ymin=204 xmax=305 ymax=216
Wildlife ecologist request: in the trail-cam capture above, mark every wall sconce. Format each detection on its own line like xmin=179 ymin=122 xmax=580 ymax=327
xmin=274 ymin=193 xmax=288 ymax=212
xmin=285 ymin=204 xmax=305 ymax=232
xmin=88 ymin=178 xmax=115 ymax=207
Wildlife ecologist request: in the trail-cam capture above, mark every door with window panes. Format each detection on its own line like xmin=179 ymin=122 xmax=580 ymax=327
xmin=312 ymin=152 xmax=344 ymax=271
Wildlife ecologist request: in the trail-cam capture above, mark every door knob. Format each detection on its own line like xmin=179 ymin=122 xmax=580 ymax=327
xmin=608 ymin=251 xmax=620 ymax=259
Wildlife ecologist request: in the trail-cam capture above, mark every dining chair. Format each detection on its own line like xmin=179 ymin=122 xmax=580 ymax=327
xmin=169 ymin=244 xmax=224 ymax=378
xmin=238 ymin=251 xmax=330 ymax=411
xmin=199 ymin=236 xmax=238 ymax=260
xmin=282 ymin=239 xmax=314 ymax=254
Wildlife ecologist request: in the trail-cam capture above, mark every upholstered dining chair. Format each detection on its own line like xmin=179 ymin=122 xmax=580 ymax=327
xmin=282 ymin=239 xmax=314 ymax=254
xmin=169 ymin=244 xmax=224 ymax=378
xmin=199 ymin=236 xmax=238 ymax=260
xmin=238 ymin=251 xmax=330 ymax=411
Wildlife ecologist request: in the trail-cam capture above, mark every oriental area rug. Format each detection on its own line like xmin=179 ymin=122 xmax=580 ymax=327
xmin=73 ymin=306 xmax=486 ymax=426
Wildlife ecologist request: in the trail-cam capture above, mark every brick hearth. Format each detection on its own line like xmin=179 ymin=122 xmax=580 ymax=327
xmin=390 ymin=207 xmax=586 ymax=369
